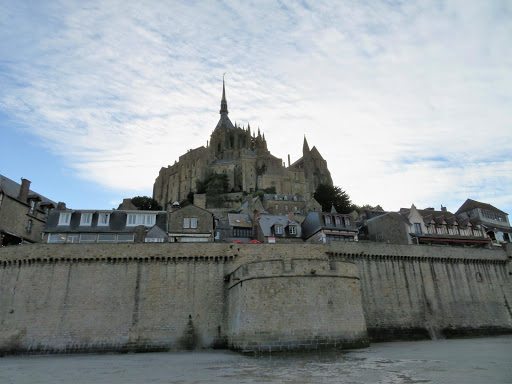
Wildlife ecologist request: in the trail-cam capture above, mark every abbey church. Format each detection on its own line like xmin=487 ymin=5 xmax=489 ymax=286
xmin=153 ymin=80 xmax=332 ymax=208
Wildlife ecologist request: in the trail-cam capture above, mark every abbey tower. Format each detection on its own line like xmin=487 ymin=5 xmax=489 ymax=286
xmin=153 ymin=80 xmax=332 ymax=208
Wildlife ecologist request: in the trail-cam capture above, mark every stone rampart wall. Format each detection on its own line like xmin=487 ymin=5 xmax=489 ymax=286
xmin=328 ymin=242 xmax=512 ymax=341
xmin=0 ymin=242 xmax=511 ymax=354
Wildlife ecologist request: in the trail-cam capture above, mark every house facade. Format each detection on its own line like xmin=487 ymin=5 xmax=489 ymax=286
xmin=367 ymin=205 xmax=490 ymax=247
xmin=302 ymin=210 xmax=358 ymax=243
xmin=0 ymin=175 xmax=56 ymax=246
xmin=168 ymin=204 xmax=215 ymax=242
xmin=44 ymin=209 xmax=168 ymax=244
xmin=253 ymin=212 xmax=302 ymax=243
xmin=455 ymin=199 xmax=511 ymax=245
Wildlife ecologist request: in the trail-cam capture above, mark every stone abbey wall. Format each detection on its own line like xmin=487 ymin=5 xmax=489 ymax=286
xmin=0 ymin=242 xmax=511 ymax=355
xmin=328 ymin=242 xmax=512 ymax=341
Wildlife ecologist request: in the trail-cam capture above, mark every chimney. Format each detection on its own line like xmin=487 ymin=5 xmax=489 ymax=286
xmin=56 ymin=202 xmax=67 ymax=210
xmin=288 ymin=211 xmax=295 ymax=222
xmin=288 ymin=154 xmax=290 ymax=167
xmin=18 ymin=178 xmax=31 ymax=202
xmin=119 ymin=198 xmax=137 ymax=210
xmin=441 ymin=205 xmax=447 ymax=212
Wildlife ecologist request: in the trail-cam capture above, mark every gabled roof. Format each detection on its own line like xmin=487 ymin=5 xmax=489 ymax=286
xmin=0 ymin=174 xmax=56 ymax=206
xmin=455 ymin=198 xmax=508 ymax=216
xmin=257 ymin=214 xmax=301 ymax=237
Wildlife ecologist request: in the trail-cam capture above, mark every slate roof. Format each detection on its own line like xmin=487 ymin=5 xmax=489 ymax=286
xmin=44 ymin=210 xmax=167 ymax=233
xmin=0 ymin=174 xmax=56 ymax=206
xmin=455 ymin=198 xmax=508 ymax=216
xmin=215 ymin=114 xmax=235 ymax=130
xmin=257 ymin=214 xmax=301 ymax=237
xmin=228 ymin=213 xmax=252 ymax=228
xmin=302 ymin=212 xmax=358 ymax=240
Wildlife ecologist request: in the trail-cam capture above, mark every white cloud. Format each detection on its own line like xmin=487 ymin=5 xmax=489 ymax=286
xmin=1 ymin=0 xmax=511 ymax=214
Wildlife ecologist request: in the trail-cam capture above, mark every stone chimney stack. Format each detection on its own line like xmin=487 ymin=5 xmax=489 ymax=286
xmin=288 ymin=211 xmax=296 ymax=222
xmin=288 ymin=154 xmax=291 ymax=167
xmin=441 ymin=205 xmax=447 ymax=212
xmin=18 ymin=178 xmax=31 ymax=202
xmin=56 ymin=202 xmax=67 ymax=210
xmin=119 ymin=198 xmax=137 ymax=210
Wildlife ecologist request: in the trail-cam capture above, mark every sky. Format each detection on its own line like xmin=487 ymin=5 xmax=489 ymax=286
xmin=1 ymin=0 xmax=511 ymax=214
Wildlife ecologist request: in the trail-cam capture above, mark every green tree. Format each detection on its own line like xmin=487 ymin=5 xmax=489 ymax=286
xmin=314 ymin=184 xmax=352 ymax=214
xmin=118 ymin=196 xmax=162 ymax=211
xmin=196 ymin=172 xmax=229 ymax=195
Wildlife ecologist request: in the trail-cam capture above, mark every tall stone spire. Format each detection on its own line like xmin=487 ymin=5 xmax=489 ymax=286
xmin=220 ymin=74 xmax=228 ymax=115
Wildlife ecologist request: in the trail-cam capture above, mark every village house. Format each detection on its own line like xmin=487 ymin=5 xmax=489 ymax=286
xmin=301 ymin=207 xmax=359 ymax=243
xmin=366 ymin=205 xmax=490 ymax=247
xmin=0 ymin=175 xmax=56 ymax=246
xmin=455 ymin=198 xmax=511 ymax=246
xmin=44 ymin=207 xmax=168 ymax=244
xmin=168 ymin=203 xmax=215 ymax=242
xmin=253 ymin=211 xmax=302 ymax=243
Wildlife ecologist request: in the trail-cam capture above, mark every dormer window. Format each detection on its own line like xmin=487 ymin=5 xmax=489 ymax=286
xmin=98 ymin=213 xmax=110 ymax=226
xmin=289 ymin=225 xmax=297 ymax=235
xmin=127 ymin=214 xmax=156 ymax=227
xmin=335 ymin=216 xmax=341 ymax=226
xmin=58 ymin=212 xmax=71 ymax=225
xmin=325 ymin=215 xmax=332 ymax=224
xmin=344 ymin=217 xmax=351 ymax=227
xmin=80 ymin=213 xmax=92 ymax=226
xmin=275 ymin=224 xmax=283 ymax=235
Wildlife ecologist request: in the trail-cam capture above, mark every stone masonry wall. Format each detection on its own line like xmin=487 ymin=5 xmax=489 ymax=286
xmin=227 ymin=257 xmax=369 ymax=352
xmin=1 ymin=242 xmax=511 ymax=355
xmin=328 ymin=242 xmax=512 ymax=341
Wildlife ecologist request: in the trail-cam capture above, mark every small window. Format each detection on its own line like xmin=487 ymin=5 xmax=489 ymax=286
xmin=335 ymin=216 xmax=341 ymax=226
xmin=117 ymin=234 xmax=135 ymax=243
xmin=285 ymin=205 xmax=289 ymax=211
xmin=98 ymin=234 xmax=116 ymax=243
xmin=58 ymin=212 xmax=72 ymax=225
xmin=325 ymin=215 xmax=331 ymax=224
xmin=26 ymin=219 xmax=33 ymax=234
xmin=191 ymin=217 xmax=198 ymax=229
xmin=275 ymin=225 xmax=283 ymax=235
xmin=414 ymin=223 xmax=422 ymax=234
xmin=289 ymin=225 xmax=297 ymax=235
xmin=344 ymin=217 xmax=351 ymax=227
xmin=183 ymin=217 xmax=190 ymax=228
xmin=48 ymin=233 xmax=67 ymax=243
xmin=80 ymin=213 xmax=92 ymax=226
xmin=275 ymin=204 xmax=279 ymax=211
xmin=98 ymin=213 xmax=110 ymax=226
xmin=79 ymin=233 xmax=97 ymax=243
xmin=29 ymin=200 xmax=36 ymax=214
xmin=66 ymin=234 xmax=79 ymax=243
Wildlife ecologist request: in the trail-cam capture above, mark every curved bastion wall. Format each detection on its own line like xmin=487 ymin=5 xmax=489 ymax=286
xmin=227 ymin=258 xmax=369 ymax=352
xmin=0 ymin=243 xmax=368 ymax=354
